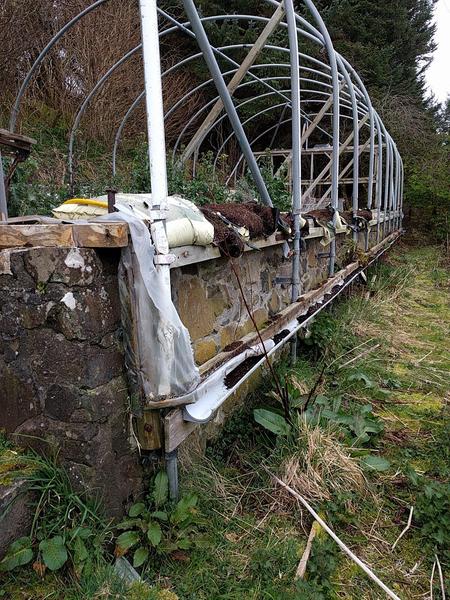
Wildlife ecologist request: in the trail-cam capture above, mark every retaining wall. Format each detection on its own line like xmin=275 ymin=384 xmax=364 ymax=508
xmin=0 ymin=222 xmax=383 ymax=515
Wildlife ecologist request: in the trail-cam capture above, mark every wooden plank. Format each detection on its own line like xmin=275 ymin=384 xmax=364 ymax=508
xmin=164 ymin=409 xmax=197 ymax=452
xmin=0 ymin=223 xmax=129 ymax=249
xmin=256 ymin=144 xmax=373 ymax=158
xmin=73 ymin=223 xmax=129 ymax=247
xmin=0 ymin=128 xmax=36 ymax=146
xmin=163 ymin=230 xmax=402 ymax=450
xmin=181 ymin=2 xmax=286 ymax=162
xmin=0 ymin=224 xmax=75 ymax=248
xmin=302 ymin=112 xmax=370 ymax=198
xmin=135 ymin=411 xmax=163 ymax=451
xmin=0 ymin=128 xmax=36 ymax=157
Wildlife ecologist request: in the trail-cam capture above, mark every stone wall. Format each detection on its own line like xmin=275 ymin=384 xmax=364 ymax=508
xmin=171 ymin=231 xmax=355 ymax=366
xmin=0 ymin=246 xmax=142 ymax=516
xmin=0 ymin=223 xmax=382 ymax=516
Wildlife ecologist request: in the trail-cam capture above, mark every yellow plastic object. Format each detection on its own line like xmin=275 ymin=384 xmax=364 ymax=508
xmin=63 ymin=198 xmax=108 ymax=208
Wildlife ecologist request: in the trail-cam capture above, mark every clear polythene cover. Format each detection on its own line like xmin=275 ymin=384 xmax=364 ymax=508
xmin=99 ymin=207 xmax=200 ymax=401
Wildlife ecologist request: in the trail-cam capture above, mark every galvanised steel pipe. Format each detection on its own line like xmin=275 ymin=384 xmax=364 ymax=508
xmin=205 ymin=85 xmax=368 ymax=172
xmin=181 ymin=0 xmax=272 ymax=206
xmin=285 ymin=0 xmax=302 ymax=310
xmin=112 ymin=74 xmax=344 ymax=176
xmin=302 ymin=0 xmax=340 ymax=276
xmin=225 ymin=107 xmax=370 ymax=186
xmin=336 ymin=67 xmax=359 ymax=239
xmin=174 ymin=82 xmax=337 ymax=162
xmin=9 ymin=0 xmax=109 ymax=132
xmin=108 ymin=25 xmax=368 ymax=175
xmin=163 ymin=63 xmax=359 ymax=125
xmin=267 ymin=0 xmax=377 ymax=214
xmin=113 ymin=9 xmax=372 ymax=163
xmin=210 ymin=94 xmax=368 ymax=176
xmin=112 ymin=90 xmax=145 ymax=177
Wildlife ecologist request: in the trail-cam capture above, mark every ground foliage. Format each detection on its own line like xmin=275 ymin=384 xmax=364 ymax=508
xmin=2 ymin=243 xmax=448 ymax=598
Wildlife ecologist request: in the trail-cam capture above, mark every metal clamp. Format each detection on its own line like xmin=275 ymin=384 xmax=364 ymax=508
xmin=153 ymin=254 xmax=176 ymax=265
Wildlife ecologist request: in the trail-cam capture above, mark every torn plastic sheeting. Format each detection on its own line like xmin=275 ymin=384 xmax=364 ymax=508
xmin=98 ymin=207 xmax=200 ymax=400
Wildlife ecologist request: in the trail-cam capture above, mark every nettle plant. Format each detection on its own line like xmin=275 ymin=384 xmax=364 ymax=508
xmin=114 ymin=472 xmax=199 ymax=569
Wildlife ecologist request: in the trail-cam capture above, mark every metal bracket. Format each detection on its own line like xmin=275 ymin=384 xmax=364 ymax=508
xmin=273 ymin=276 xmax=293 ymax=285
xmin=153 ymin=254 xmax=176 ymax=265
xmin=317 ymin=252 xmax=331 ymax=259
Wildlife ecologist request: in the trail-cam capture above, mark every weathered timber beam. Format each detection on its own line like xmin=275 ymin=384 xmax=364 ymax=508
xmin=0 ymin=223 xmax=129 ymax=249
xmin=320 ymin=137 xmax=371 ymax=200
xmin=0 ymin=128 xmax=36 ymax=156
xmin=180 ymin=2 xmax=286 ymax=162
xmin=302 ymin=112 xmax=369 ymax=198
xmin=274 ymin=80 xmax=346 ymax=177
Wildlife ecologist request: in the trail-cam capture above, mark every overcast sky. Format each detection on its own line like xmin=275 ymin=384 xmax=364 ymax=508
xmin=425 ymin=0 xmax=450 ymax=104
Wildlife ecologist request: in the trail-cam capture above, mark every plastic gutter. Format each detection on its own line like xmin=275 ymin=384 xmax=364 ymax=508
xmin=182 ymin=230 xmax=401 ymax=424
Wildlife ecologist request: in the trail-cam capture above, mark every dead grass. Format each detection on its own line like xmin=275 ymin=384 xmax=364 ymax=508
xmin=281 ymin=420 xmax=367 ymax=505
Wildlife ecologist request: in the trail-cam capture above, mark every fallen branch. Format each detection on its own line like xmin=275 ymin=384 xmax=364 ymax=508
xmin=340 ymin=343 xmax=381 ymax=369
xmin=435 ymin=554 xmax=446 ymax=600
xmin=295 ymin=520 xmax=320 ymax=580
xmin=266 ymin=468 xmax=402 ymax=600
xmin=391 ymin=505 xmax=414 ymax=550
xmin=430 ymin=559 xmax=436 ymax=600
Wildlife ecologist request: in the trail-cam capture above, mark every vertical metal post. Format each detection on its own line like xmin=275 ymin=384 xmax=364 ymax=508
xmin=285 ymin=0 xmax=302 ymax=302
xmin=285 ymin=0 xmax=302 ymax=362
xmin=303 ymin=0 xmax=340 ymax=276
xmin=181 ymin=0 xmax=273 ymax=207
xmin=106 ymin=188 xmax=117 ymax=213
xmin=139 ymin=0 xmax=171 ymax=295
xmin=165 ymin=449 xmax=179 ymax=501
xmin=0 ymin=151 xmax=8 ymax=222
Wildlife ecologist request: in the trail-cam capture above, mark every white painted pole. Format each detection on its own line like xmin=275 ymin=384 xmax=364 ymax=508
xmin=138 ymin=0 xmax=171 ymax=300
xmin=139 ymin=0 xmax=174 ymax=397
xmin=139 ymin=0 xmax=169 ymax=210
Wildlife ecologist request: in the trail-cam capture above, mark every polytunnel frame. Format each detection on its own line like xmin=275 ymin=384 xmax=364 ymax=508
xmin=7 ymin=0 xmax=405 ymax=440
xmin=8 ymin=0 xmax=402 ymax=234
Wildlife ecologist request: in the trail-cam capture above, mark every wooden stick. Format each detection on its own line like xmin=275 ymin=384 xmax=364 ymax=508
xmin=430 ymin=559 xmax=436 ymax=600
xmin=435 ymin=554 xmax=446 ymax=600
xmin=295 ymin=520 xmax=320 ymax=579
xmin=340 ymin=343 xmax=381 ymax=369
xmin=266 ymin=469 xmax=402 ymax=600
xmin=391 ymin=505 xmax=414 ymax=550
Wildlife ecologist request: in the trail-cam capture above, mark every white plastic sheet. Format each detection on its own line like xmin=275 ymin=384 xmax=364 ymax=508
xmin=99 ymin=207 xmax=200 ymax=401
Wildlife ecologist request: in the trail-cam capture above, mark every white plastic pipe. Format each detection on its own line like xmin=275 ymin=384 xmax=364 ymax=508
xmin=139 ymin=0 xmax=169 ymax=210
xmin=139 ymin=0 xmax=171 ymax=299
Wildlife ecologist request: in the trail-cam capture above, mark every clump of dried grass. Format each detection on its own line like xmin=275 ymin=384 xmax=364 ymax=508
xmin=280 ymin=420 xmax=367 ymax=505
